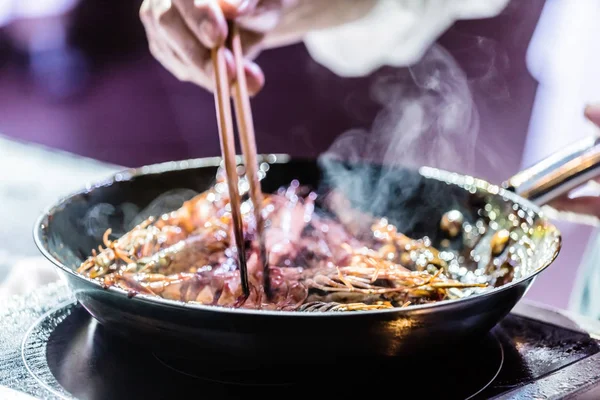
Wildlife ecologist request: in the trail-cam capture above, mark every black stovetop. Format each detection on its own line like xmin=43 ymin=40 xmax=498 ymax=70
xmin=3 ymin=282 xmax=600 ymax=400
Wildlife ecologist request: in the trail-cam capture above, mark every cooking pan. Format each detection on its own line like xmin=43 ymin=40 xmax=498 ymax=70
xmin=33 ymin=136 xmax=600 ymax=364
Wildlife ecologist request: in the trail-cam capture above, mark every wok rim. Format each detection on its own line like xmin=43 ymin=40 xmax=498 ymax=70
xmin=33 ymin=154 xmax=562 ymax=318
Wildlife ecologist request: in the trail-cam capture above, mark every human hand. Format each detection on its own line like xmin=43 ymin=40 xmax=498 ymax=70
xmin=546 ymin=105 xmax=600 ymax=220
xmin=139 ymin=0 xmax=286 ymax=95
xmin=139 ymin=0 xmax=379 ymax=95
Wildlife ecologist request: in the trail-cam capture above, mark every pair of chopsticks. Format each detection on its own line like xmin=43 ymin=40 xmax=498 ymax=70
xmin=211 ymin=23 xmax=268 ymax=298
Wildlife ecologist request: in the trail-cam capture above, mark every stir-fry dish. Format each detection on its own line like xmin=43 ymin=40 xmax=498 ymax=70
xmin=77 ymin=172 xmax=530 ymax=312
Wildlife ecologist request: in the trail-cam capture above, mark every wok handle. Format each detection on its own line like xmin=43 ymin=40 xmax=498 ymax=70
xmin=503 ymin=135 xmax=600 ymax=206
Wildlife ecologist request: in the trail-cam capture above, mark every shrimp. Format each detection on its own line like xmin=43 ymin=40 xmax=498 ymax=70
xmin=77 ymin=177 xmax=489 ymax=311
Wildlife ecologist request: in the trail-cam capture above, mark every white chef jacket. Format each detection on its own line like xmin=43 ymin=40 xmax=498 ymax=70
xmin=303 ymin=0 xmax=511 ymax=78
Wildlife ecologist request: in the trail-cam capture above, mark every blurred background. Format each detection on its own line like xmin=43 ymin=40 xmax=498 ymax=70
xmin=0 ymin=0 xmax=598 ymax=310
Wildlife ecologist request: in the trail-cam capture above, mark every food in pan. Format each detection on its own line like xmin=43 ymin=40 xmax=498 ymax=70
xmin=77 ymin=171 xmax=538 ymax=312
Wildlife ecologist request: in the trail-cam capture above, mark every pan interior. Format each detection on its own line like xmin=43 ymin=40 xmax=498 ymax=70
xmin=36 ymin=156 xmax=561 ymax=310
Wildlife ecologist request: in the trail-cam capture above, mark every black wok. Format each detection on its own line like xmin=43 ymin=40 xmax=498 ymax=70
xmin=35 ymin=137 xmax=599 ymax=364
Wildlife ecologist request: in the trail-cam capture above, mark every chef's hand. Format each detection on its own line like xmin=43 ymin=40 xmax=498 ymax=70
xmin=139 ymin=0 xmax=378 ymax=95
xmin=546 ymin=105 xmax=600 ymax=219
xmin=139 ymin=0 xmax=273 ymax=95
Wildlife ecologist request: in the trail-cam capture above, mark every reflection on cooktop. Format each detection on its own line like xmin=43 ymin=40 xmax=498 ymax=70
xmin=19 ymin=303 xmax=600 ymax=400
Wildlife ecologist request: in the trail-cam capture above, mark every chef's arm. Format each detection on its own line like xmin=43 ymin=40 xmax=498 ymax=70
xmin=139 ymin=0 xmax=510 ymax=94
xmin=294 ymin=0 xmax=511 ymax=77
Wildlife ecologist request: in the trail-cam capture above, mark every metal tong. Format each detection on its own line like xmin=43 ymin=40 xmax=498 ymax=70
xmin=211 ymin=22 xmax=268 ymax=298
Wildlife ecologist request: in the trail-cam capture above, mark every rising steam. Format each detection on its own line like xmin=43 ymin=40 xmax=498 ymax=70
xmin=318 ymin=43 xmax=489 ymax=238
xmin=323 ymin=43 xmax=480 ymax=173
xmin=82 ymin=188 xmax=199 ymax=240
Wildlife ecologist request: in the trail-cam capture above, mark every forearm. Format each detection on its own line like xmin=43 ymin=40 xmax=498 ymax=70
xmin=137 ymin=0 xmax=511 ymax=94
xmin=263 ymin=0 xmax=512 ymax=77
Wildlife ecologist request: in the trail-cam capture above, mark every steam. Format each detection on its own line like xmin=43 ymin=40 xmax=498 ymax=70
xmin=81 ymin=167 xmax=261 ymax=242
xmin=324 ymin=43 xmax=480 ymax=172
xmin=83 ymin=202 xmax=137 ymax=239
xmin=82 ymin=189 xmax=199 ymax=239
xmin=318 ymin=43 xmax=491 ymax=237
xmin=129 ymin=188 xmax=199 ymax=226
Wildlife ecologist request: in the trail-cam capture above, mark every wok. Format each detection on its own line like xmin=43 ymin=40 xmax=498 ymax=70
xmin=33 ymin=137 xmax=600 ymax=363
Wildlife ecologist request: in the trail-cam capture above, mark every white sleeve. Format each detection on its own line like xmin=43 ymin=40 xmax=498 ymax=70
xmin=302 ymin=0 xmax=511 ymax=77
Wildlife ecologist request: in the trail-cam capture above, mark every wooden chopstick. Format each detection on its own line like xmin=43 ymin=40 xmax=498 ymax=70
xmin=211 ymin=45 xmax=250 ymax=297
xmin=229 ymin=24 xmax=270 ymax=297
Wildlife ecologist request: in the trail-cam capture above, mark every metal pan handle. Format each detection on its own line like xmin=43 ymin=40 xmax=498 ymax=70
xmin=503 ymin=135 xmax=600 ymax=206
